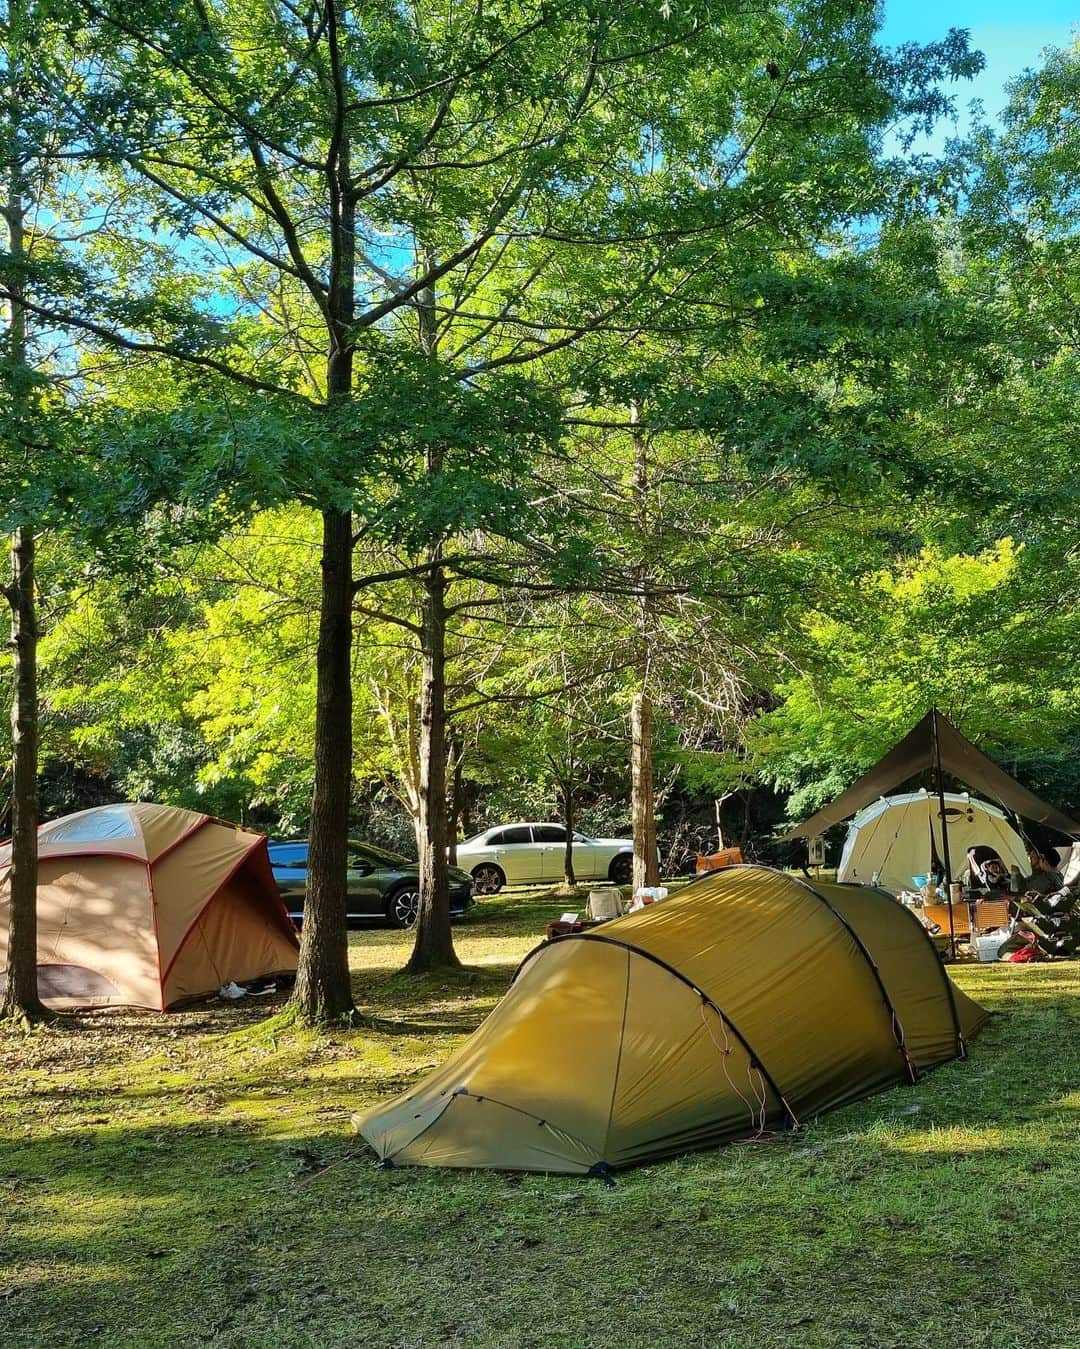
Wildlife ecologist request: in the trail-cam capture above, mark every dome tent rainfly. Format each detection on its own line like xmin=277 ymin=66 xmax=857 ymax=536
xmin=358 ymin=866 xmax=987 ymax=1175
xmin=0 ymin=803 xmax=299 ymax=1011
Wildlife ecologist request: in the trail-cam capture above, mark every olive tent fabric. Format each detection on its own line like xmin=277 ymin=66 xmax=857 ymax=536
xmin=781 ymin=708 xmax=1080 ymax=842
xmin=0 ymin=803 xmax=299 ymax=1011
xmin=358 ymin=866 xmax=986 ymax=1174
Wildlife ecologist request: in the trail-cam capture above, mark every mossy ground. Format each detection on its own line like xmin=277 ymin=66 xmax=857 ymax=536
xmin=2 ymin=890 xmax=1078 ymax=1348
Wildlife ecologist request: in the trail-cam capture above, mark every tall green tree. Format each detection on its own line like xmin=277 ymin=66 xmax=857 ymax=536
xmin=0 ymin=0 xmax=82 ymax=1019
xmin=749 ymin=541 xmax=1080 ymax=822
xmin=21 ymin=0 xmax=985 ymax=994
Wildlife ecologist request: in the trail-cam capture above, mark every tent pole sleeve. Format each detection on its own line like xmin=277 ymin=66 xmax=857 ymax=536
xmin=932 ymin=707 xmax=958 ymax=961
xmin=869 ymin=885 xmax=966 ymax=1060
xmin=645 ymin=863 xmax=966 ymax=1063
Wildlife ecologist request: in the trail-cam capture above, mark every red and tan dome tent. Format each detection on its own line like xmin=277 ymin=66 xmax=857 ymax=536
xmin=0 ymin=803 xmax=299 ymax=1011
xmin=359 ymin=866 xmax=987 ymax=1175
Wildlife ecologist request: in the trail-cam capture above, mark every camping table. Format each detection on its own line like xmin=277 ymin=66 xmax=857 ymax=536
xmin=921 ymin=899 xmax=1010 ymax=938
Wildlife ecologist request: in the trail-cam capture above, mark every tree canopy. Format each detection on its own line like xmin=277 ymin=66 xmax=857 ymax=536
xmin=5 ymin=2 xmax=1080 ymax=1017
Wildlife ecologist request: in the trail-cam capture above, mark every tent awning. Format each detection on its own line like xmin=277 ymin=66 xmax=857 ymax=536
xmin=781 ymin=709 xmax=1080 ymax=842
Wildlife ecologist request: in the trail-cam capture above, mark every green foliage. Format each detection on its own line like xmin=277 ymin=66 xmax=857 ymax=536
xmin=12 ymin=1 xmax=1077 ymax=864
xmin=750 ymin=542 xmax=1080 ymax=819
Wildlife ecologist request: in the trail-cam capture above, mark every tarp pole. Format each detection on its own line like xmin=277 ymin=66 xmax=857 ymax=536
xmin=931 ymin=707 xmax=958 ymax=961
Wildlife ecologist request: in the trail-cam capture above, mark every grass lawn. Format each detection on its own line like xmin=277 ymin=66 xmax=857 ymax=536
xmin=2 ymin=889 xmax=1079 ymax=1349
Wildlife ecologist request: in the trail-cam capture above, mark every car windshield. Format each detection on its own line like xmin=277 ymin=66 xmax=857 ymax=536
xmin=349 ymin=840 xmax=412 ymax=867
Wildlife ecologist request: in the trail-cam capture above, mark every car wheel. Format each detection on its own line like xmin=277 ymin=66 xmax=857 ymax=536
xmin=609 ymin=854 xmax=633 ymax=885
xmin=386 ymin=886 xmax=420 ymax=929
xmin=471 ymin=863 xmax=505 ymax=895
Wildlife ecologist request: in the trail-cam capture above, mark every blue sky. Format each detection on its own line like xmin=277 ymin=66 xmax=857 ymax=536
xmin=881 ymin=1 xmax=1078 ymax=141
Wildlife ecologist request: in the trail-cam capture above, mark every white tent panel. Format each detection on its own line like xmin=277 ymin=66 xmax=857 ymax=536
xmin=837 ymin=791 xmax=1029 ymax=895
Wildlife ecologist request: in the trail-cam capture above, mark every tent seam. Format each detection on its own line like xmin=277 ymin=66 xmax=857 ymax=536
xmin=754 ymin=866 xmax=919 ymax=1084
xmin=147 ymin=860 xmax=165 ymax=1012
xmin=599 ymin=946 xmax=632 ymax=1165
xmin=864 ymin=883 xmax=967 ymax=1059
xmin=159 ymin=841 xmax=297 ymax=995
xmin=147 ymin=814 xmax=212 ymax=865
xmin=520 ymin=931 xmax=796 ymax=1128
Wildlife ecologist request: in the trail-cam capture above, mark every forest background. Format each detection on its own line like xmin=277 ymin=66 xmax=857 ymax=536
xmin=2 ymin=0 xmax=1079 ymax=1017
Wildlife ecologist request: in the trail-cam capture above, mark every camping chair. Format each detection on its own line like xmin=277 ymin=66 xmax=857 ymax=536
xmin=967 ymin=845 xmax=1007 ymax=890
xmin=923 ymin=902 xmax=1005 ymax=936
xmin=971 ymin=899 xmax=1011 ymax=930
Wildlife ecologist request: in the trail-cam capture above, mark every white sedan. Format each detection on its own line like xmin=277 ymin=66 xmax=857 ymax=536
xmin=455 ymin=823 xmax=635 ymax=893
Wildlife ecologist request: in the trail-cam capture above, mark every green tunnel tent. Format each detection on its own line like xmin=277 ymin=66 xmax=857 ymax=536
xmin=358 ymin=866 xmax=987 ymax=1175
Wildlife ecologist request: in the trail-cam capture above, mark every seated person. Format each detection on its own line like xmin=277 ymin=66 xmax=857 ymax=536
xmin=1024 ymin=847 xmax=1064 ymax=895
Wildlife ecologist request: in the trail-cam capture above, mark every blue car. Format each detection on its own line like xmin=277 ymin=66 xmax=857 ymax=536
xmin=268 ymin=839 xmax=475 ymax=930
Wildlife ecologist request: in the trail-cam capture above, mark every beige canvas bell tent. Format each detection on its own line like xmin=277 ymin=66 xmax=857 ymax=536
xmin=0 ymin=803 xmax=299 ymax=1011
xmin=358 ymin=865 xmax=986 ymax=1175
xmin=837 ymin=791 xmax=1030 ymax=895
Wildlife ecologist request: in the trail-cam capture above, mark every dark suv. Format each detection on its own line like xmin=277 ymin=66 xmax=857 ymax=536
xmin=269 ymin=840 xmax=475 ymax=929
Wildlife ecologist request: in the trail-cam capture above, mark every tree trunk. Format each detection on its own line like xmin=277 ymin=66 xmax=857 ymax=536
xmin=1 ymin=525 xmax=46 ymax=1021
xmin=631 ymin=690 xmax=660 ymax=890
xmin=629 ymin=404 xmax=660 ymax=891
xmin=740 ymin=788 xmax=754 ymax=847
xmin=1 ymin=61 xmax=46 ymax=1022
xmin=561 ymin=780 xmax=577 ymax=888
xmin=293 ymin=507 xmax=355 ymax=1021
xmin=407 ymin=564 xmax=460 ymax=973
xmin=406 ymin=259 xmax=459 ymax=975
xmin=291 ymin=5 xmax=357 ymax=1022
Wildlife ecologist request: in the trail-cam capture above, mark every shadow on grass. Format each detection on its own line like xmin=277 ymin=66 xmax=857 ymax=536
xmin=4 ymin=1087 xmax=1080 ymax=1349
xmin=4 ymin=932 xmax=1079 ymax=1348
xmin=350 ymin=957 xmax=521 ymax=1023
xmin=0 ymin=1119 xmax=382 ymax=1347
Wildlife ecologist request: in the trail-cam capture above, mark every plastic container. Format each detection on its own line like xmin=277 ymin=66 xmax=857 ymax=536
xmin=628 ymin=886 xmax=669 ymax=912
xmin=976 ymin=931 xmax=1008 ymax=962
